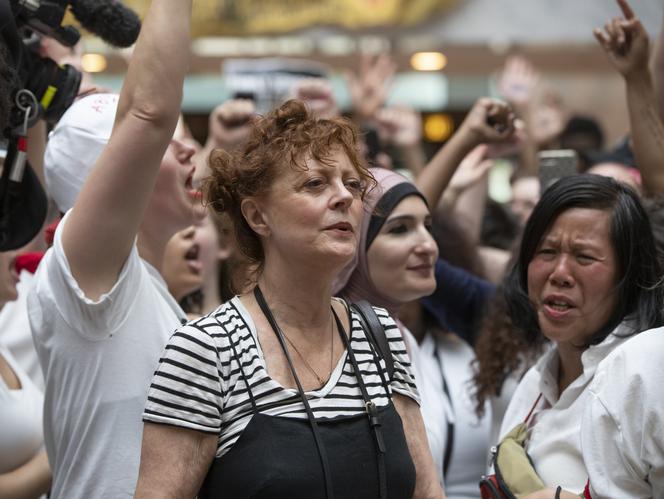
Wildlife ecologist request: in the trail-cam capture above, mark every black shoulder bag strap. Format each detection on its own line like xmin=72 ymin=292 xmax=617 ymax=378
xmin=333 ymin=308 xmax=388 ymax=499
xmin=350 ymin=301 xmax=394 ymax=380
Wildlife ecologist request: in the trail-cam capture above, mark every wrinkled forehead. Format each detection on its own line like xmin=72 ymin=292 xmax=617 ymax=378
xmin=540 ymin=207 xmax=613 ymax=245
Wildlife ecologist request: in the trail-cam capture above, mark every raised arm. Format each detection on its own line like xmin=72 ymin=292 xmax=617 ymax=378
xmin=650 ymin=6 xmax=664 ymax=122
xmin=594 ymin=0 xmax=664 ymax=195
xmin=497 ymin=55 xmax=541 ymax=177
xmin=415 ymin=98 xmax=515 ymax=209
xmin=61 ymin=0 xmax=192 ymax=298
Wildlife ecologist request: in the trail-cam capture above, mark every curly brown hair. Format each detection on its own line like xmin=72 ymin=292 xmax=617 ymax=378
xmin=471 ymin=285 xmax=547 ymax=418
xmin=203 ymin=99 xmax=373 ymax=280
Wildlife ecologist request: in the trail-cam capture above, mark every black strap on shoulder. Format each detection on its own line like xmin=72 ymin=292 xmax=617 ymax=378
xmin=254 ymin=286 xmax=335 ymax=499
xmin=333 ymin=308 xmax=387 ymax=499
xmin=350 ymin=301 xmax=394 ymax=380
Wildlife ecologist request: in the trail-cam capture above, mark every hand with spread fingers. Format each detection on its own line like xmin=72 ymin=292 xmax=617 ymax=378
xmin=447 ymin=144 xmax=494 ymax=197
xmin=594 ymin=0 xmax=650 ymax=80
xmin=498 ymin=55 xmax=541 ymax=109
xmin=345 ymin=53 xmax=396 ymax=123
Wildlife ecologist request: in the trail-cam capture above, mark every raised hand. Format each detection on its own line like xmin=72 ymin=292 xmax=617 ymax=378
xmin=207 ymin=98 xmax=256 ymax=150
xmin=448 ymin=144 xmax=494 ymax=195
xmin=530 ymin=91 xmax=567 ymax=147
xmin=415 ymin=98 xmax=514 ymax=209
xmin=498 ymin=55 xmax=541 ymax=108
xmin=375 ymin=105 xmax=422 ymax=148
xmin=594 ymin=0 xmax=649 ymax=80
xmin=594 ymin=0 xmax=664 ymax=195
xmin=291 ymin=78 xmax=339 ymax=119
xmin=459 ymin=97 xmax=517 ymax=146
xmin=345 ymin=53 xmax=396 ymax=123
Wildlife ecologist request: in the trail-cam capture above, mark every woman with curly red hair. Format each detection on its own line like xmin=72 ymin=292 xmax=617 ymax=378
xmin=134 ymin=100 xmax=444 ymax=499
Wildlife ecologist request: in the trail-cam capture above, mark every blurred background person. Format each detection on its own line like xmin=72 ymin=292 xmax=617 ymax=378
xmin=0 ymin=250 xmax=50 ymax=499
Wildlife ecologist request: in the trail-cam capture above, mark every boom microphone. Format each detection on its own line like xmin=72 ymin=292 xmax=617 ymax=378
xmin=70 ymin=0 xmax=141 ymax=48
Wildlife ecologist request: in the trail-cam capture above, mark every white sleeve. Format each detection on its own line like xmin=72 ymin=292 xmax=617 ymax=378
xmin=581 ymin=357 xmax=653 ymax=499
xmin=42 ymin=210 xmax=143 ymax=339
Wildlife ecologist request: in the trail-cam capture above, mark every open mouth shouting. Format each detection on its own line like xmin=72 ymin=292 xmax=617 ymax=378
xmin=184 ymin=243 xmax=202 ymax=274
xmin=542 ymin=294 xmax=576 ymax=319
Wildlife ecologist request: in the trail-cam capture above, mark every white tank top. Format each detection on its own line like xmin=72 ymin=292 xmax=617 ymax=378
xmin=0 ymin=344 xmax=44 ymax=473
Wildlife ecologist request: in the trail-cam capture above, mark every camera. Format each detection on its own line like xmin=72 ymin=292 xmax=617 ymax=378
xmin=2 ymin=0 xmax=83 ymax=133
xmin=0 ymin=0 xmax=140 ymax=251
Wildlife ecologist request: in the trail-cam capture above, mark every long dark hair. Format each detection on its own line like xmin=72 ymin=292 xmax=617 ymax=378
xmin=505 ymin=174 xmax=664 ymax=346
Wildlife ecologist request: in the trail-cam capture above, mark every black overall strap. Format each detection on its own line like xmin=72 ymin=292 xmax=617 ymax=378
xmin=351 ymin=301 xmax=394 ymax=380
xmin=348 ymin=302 xmax=391 ymax=398
xmin=334 ymin=308 xmax=388 ymax=499
xmin=433 ymin=345 xmax=455 ymax=482
xmin=253 ymin=286 xmax=334 ymax=499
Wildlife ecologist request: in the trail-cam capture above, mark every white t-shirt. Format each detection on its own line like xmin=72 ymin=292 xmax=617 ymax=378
xmin=27 ymin=212 xmax=186 ymax=499
xmin=581 ymin=327 xmax=664 ymax=499
xmin=0 ymin=344 xmax=44 ymax=474
xmin=411 ymin=332 xmax=491 ymax=499
xmin=0 ymin=270 xmax=44 ymax=390
xmin=498 ymin=322 xmax=634 ymax=494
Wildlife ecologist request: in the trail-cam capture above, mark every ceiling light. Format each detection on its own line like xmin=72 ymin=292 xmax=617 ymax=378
xmin=410 ymin=52 xmax=447 ymax=71
xmin=424 ymin=113 xmax=454 ymax=142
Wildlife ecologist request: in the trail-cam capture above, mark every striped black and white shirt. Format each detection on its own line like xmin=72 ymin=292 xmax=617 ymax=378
xmin=143 ymin=296 xmax=420 ymax=458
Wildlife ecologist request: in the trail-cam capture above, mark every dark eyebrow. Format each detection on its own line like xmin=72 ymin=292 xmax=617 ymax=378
xmin=385 ymin=214 xmax=415 ymax=224
xmin=571 ymin=241 xmax=604 ymax=252
xmin=540 ymin=235 xmax=604 ymax=250
xmin=384 ymin=213 xmax=432 ymax=226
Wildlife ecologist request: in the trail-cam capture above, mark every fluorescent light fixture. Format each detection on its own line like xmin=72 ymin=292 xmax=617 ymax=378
xmin=319 ymin=36 xmax=356 ymax=55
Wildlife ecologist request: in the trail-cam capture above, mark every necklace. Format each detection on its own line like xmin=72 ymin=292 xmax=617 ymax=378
xmin=282 ymin=312 xmax=335 ymax=387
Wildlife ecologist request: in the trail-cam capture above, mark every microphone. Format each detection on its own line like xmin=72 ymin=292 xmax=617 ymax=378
xmin=70 ymin=0 xmax=141 ymax=48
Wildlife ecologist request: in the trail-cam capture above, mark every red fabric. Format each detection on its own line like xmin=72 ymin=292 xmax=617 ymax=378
xmin=583 ymin=480 xmax=592 ymax=498
xmin=15 ymin=252 xmax=44 ymax=274
xmin=44 ymin=218 xmax=60 ymax=247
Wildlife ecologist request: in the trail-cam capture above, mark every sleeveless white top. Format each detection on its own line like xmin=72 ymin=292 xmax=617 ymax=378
xmin=0 ymin=344 xmax=44 ymax=473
